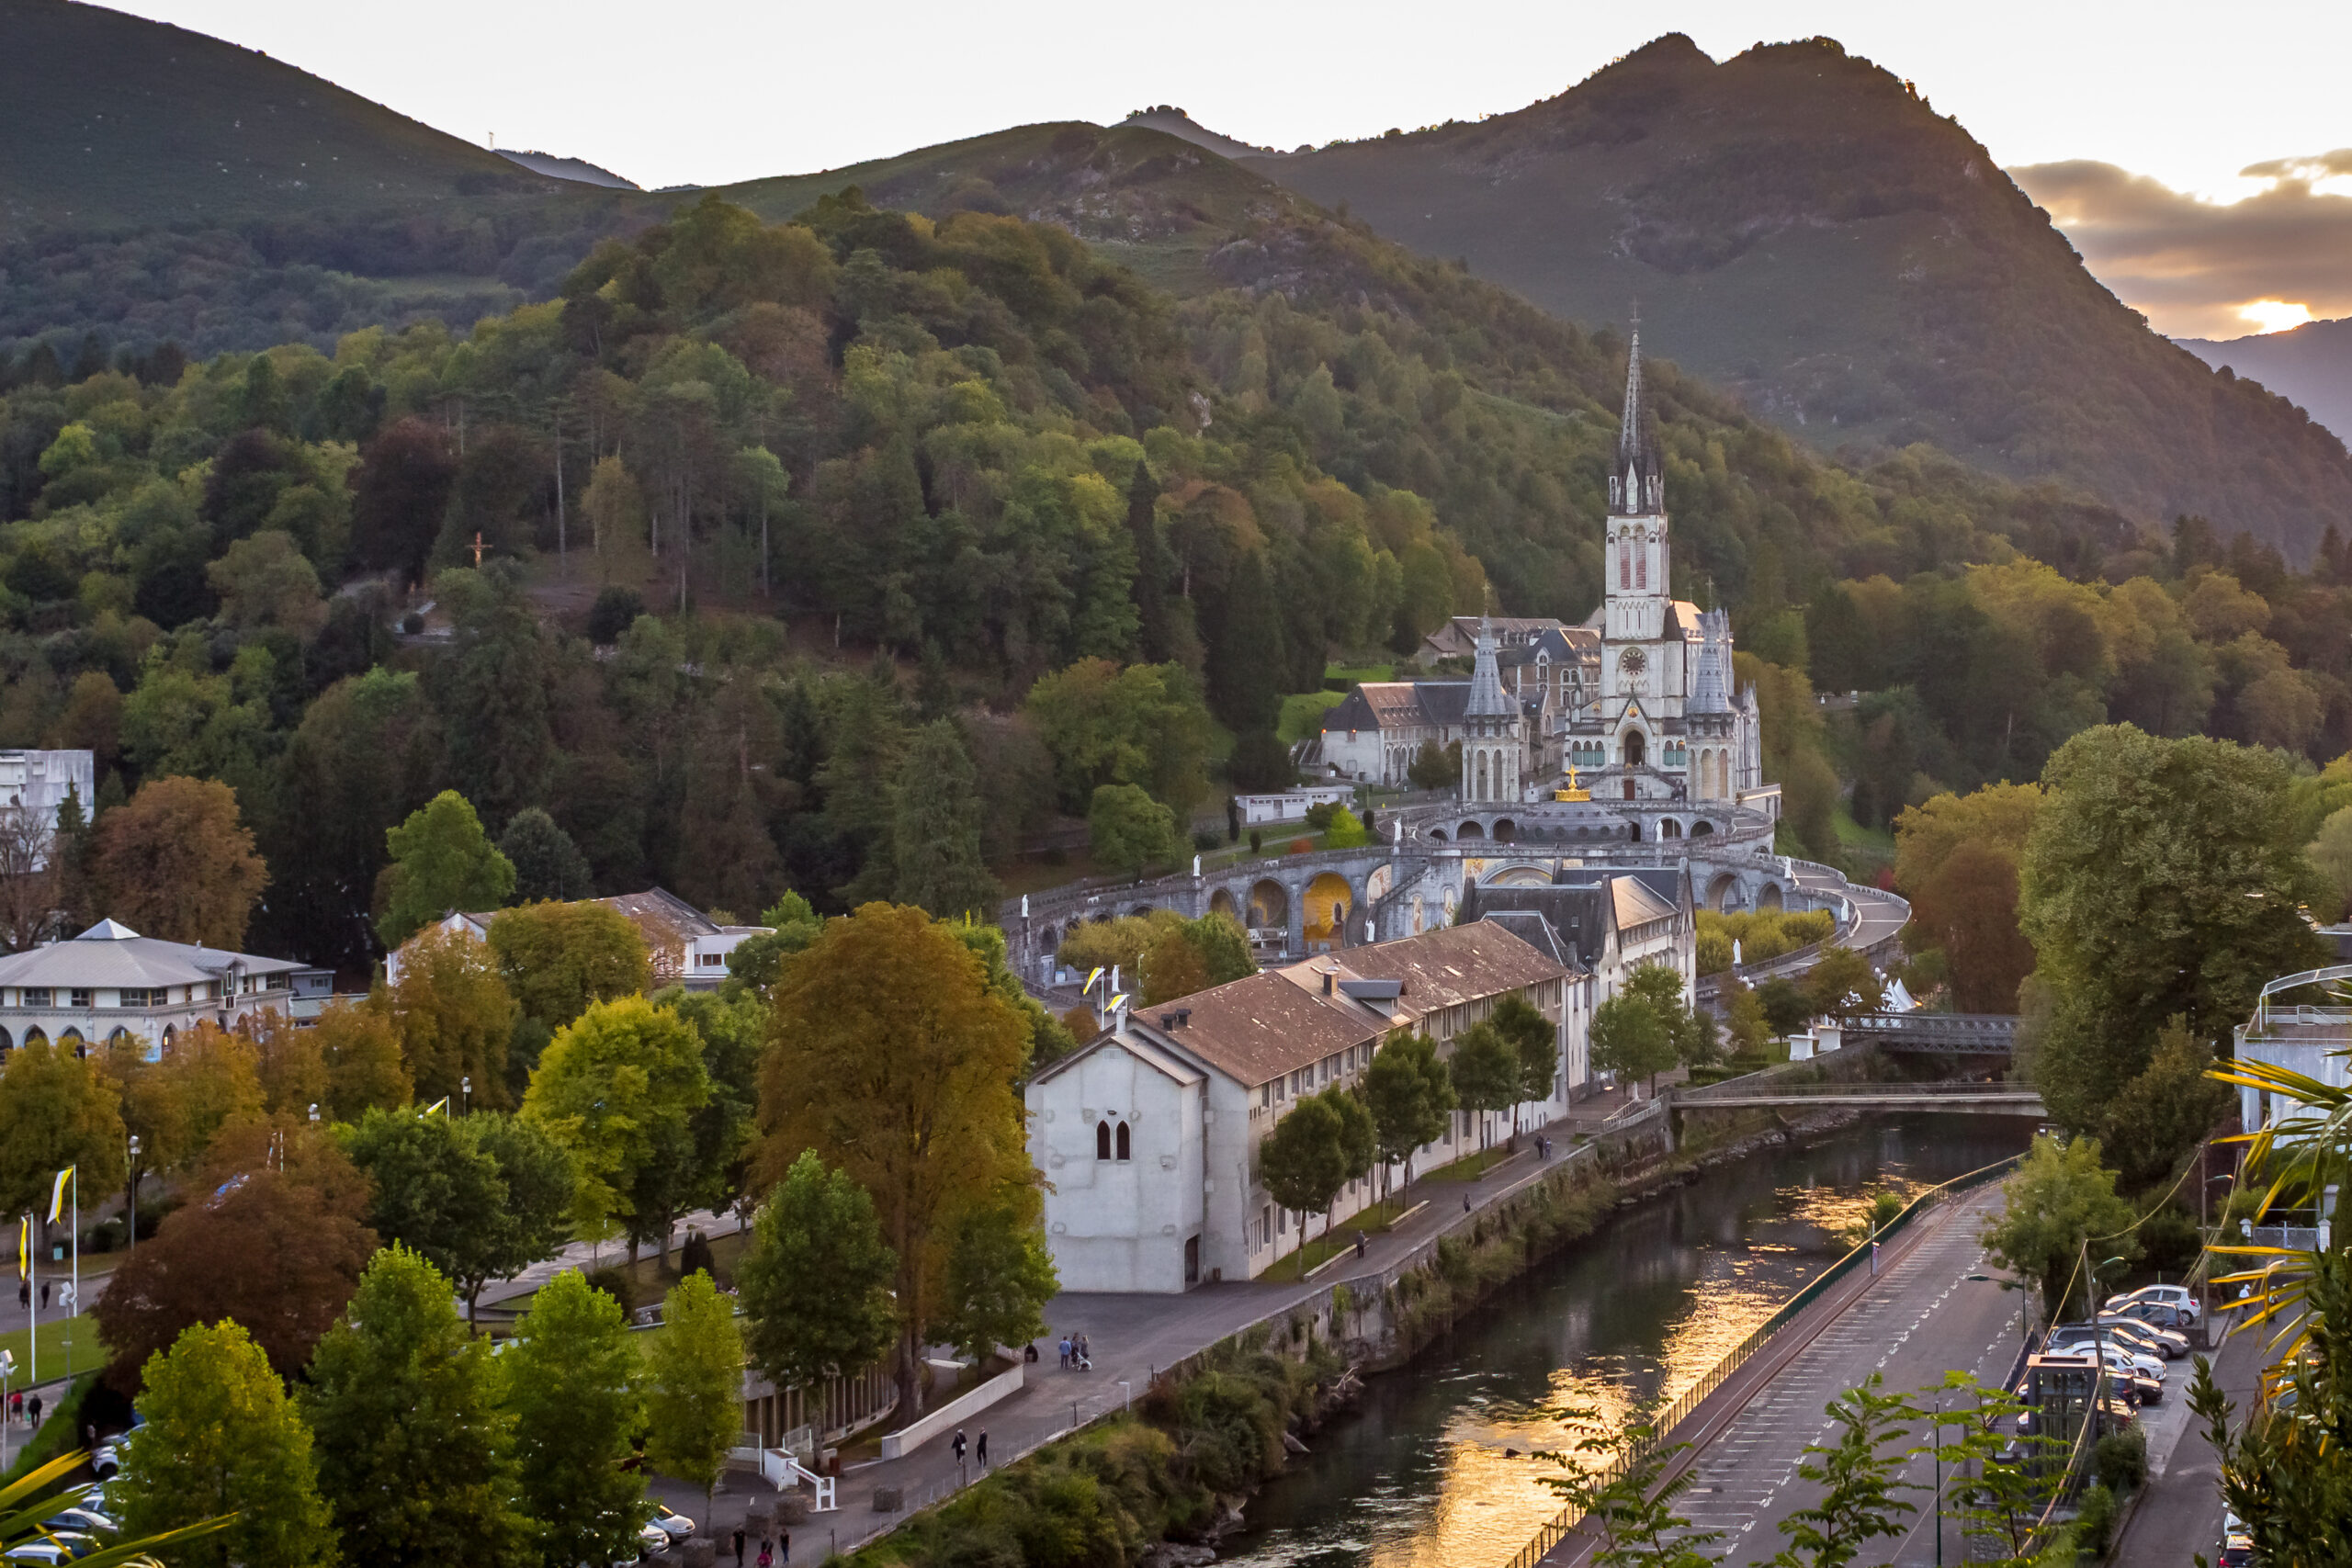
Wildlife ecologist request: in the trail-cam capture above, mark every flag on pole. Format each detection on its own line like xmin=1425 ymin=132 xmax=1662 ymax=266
xmin=47 ymin=1168 xmax=72 ymax=1225
xmin=424 ymin=1097 xmax=450 ymax=1116
xmin=1107 ymin=993 xmax=1127 ymax=1012
xmin=1085 ymin=967 xmax=1104 ymax=995
xmin=15 ymin=1217 xmax=24 ymax=1280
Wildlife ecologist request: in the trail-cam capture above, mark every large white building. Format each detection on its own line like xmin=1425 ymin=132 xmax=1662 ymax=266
xmin=0 ymin=919 xmax=322 ymax=1056
xmin=1025 ymin=920 xmax=1584 ymax=1292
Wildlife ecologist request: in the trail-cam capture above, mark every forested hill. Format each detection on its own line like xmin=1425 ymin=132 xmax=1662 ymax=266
xmin=1249 ymin=35 xmax=2352 ymax=561
xmin=0 ymin=0 xmax=539 ymax=228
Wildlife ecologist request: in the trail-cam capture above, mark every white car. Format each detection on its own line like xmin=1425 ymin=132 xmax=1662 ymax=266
xmin=645 ymin=1503 xmax=694 ymax=1545
xmin=2048 ymin=1337 xmax=2165 ymax=1381
xmin=2106 ymin=1283 xmax=2199 ymax=1322
xmin=38 ymin=1508 xmax=114 ymax=1540
xmin=4 ymin=1532 xmax=99 ymax=1565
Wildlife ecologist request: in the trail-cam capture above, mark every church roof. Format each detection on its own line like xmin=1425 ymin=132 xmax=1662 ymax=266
xmin=1619 ymin=325 xmax=1664 ymax=489
xmin=1465 ymin=616 xmax=1514 ymax=718
xmin=1322 ymin=682 xmax=1470 ymax=733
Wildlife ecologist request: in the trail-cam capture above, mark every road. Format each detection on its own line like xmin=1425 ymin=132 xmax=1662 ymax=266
xmin=2109 ymin=1308 xmax=2262 ymax=1568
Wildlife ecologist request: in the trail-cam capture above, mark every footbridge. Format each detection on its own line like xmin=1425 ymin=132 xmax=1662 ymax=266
xmin=1839 ymin=1011 xmax=2020 ymax=1055
xmin=1673 ymin=1079 xmax=2044 ymax=1115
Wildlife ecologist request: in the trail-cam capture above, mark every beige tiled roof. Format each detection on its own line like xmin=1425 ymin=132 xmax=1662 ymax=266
xmin=1285 ymin=920 xmax=1568 ymax=1025
xmin=1138 ymin=971 xmax=1381 ymax=1088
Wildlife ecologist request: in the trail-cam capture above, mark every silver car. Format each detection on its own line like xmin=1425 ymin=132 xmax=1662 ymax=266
xmin=2106 ymin=1283 xmax=2199 ymax=1322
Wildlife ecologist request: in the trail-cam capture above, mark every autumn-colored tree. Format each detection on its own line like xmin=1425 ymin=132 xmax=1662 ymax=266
xmin=308 ymin=999 xmax=413 ymax=1119
xmin=0 ymin=1037 xmax=128 ymax=1260
xmin=758 ymin=903 xmax=1033 ymax=1415
xmin=95 ymin=1117 xmax=378 ymax=1385
xmin=1893 ymin=782 xmax=2043 ymax=1012
xmin=385 ymin=924 xmax=515 ymax=1110
xmin=486 ymin=899 xmax=650 ymax=1030
xmin=91 ymin=775 xmax=268 ymax=948
xmin=103 ymin=1022 xmax=264 ymax=1228
xmin=522 ymin=996 xmax=711 ymax=1261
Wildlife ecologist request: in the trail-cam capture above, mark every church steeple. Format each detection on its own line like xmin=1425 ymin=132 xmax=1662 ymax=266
xmin=1465 ymin=613 xmax=1511 ymax=718
xmin=1610 ymin=321 xmax=1664 ymax=516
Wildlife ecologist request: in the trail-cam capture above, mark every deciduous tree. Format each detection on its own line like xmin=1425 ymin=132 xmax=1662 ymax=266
xmin=376 ymin=790 xmax=517 ymax=949
xmin=497 ymin=807 xmax=594 ymax=904
xmin=1089 ymin=782 xmax=1178 ymax=877
xmin=522 ymin=996 xmax=710 ymax=1262
xmin=384 ymin=923 xmax=515 ymax=1109
xmin=306 ymin=1247 xmax=527 ymax=1568
xmin=96 ymin=1119 xmax=376 ymax=1384
xmin=737 ymin=1150 xmax=899 ymax=1393
xmin=757 ymin=903 xmax=1032 ymax=1415
xmin=1494 ymin=995 xmax=1558 ymax=1126
xmin=498 ymin=1270 xmax=645 ymax=1568
xmin=1977 ymin=1133 xmax=2138 ymax=1323
xmin=91 ymin=776 xmax=268 ymax=948
xmin=936 ymin=1198 xmax=1059 ymax=1365
xmin=1589 ymin=992 xmax=1675 ymax=1095
xmin=1363 ymin=1032 xmax=1454 ymax=1193
xmin=0 ymin=1038 xmax=127 ymax=1258
xmin=1447 ymin=1022 xmax=1521 ymax=1151
xmin=1258 ymin=1091 xmax=1349 ymax=1248
xmin=340 ymin=1108 xmax=573 ymax=1322
xmin=644 ymin=1271 xmax=743 ymax=1516
xmin=113 ymin=1320 xmax=334 ymax=1568
xmin=487 ymin=899 xmax=650 ymax=1031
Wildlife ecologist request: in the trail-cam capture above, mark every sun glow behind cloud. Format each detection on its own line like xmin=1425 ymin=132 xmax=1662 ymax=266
xmin=2237 ymin=299 xmax=2316 ymax=333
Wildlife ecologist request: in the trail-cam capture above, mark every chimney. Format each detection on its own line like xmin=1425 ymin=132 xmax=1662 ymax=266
xmin=1322 ymin=971 xmax=1335 ymax=996
xmin=1159 ymin=1012 xmax=1177 ymax=1031
xmin=1175 ymin=1009 xmax=1191 ymax=1028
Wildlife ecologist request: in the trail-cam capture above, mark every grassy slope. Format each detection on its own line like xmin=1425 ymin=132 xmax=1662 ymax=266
xmin=0 ymin=0 xmax=544 ymax=229
xmin=1249 ymin=34 xmax=2352 ymax=558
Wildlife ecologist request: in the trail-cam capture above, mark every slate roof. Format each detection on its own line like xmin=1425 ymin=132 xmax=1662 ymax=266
xmin=1322 ymin=682 xmax=1471 ymax=734
xmin=0 ymin=919 xmax=304 ymax=990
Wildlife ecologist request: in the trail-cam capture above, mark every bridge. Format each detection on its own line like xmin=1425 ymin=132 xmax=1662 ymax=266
xmin=1840 ymin=1011 xmax=2020 ymax=1055
xmin=1673 ymin=1080 xmax=2044 ymax=1114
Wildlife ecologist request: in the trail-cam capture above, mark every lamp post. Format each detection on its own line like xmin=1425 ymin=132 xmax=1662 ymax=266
xmin=461 ymin=1077 xmax=471 ymax=1116
xmin=126 ymin=1134 xmax=140 ymax=1255
xmin=2203 ymin=1167 xmax=2234 ymax=1346
xmin=1930 ymin=1393 xmax=1945 ymax=1568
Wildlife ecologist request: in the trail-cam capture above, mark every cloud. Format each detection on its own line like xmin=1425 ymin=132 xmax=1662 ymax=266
xmin=2009 ymin=155 xmax=2352 ymax=339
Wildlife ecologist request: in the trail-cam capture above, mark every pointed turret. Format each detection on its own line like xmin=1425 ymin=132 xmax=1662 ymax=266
xmin=1465 ymin=613 xmax=1512 ymax=717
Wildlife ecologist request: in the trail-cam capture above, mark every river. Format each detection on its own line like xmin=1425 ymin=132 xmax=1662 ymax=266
xmin=1217 ymin=1113 xmax=2038 ymax=1568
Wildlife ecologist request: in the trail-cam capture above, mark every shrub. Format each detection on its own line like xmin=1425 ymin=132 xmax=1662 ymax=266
xmin=582 ymin=1266 xmax=636 ymax=1313
xmin=586 ymin=585 xmax=647 ymax=645
xmin=2073 ymin=1481 xmax=2117 ymax=1555
xmin=1288 ymin=838 xmax=1312 ymax=854
xmin=400 ymin=610 xmax=424 ymax=634
xmin=2095 ymin=1426 xmax=2147 ymax=1492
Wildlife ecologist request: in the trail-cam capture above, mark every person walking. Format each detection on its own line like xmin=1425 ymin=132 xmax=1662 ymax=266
xmin=1058 ymin=1335 xmax=1070 ymax=1368
xmin=780 ymin=1530 xmax=790 ymax=1562
xmin=953 ymin=1428 xmax=967 ymax=1466
xmin=756 ymin=1541 xmax=772 ymax=1568
xmin=38 ymin=1282 xmax=47 ymax=1312
xmin=977 ymin=1428 xmax=989 ymax=1469
xmin=1355 ymin=1230 xmax=1367 ymax=1258
xmin=732 ymin=1527 xmax=746 ymax=1566
xmin=26 ymin=1394 xmax=40 ymax=1428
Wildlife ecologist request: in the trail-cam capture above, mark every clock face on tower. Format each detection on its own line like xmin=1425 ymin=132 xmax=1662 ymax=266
xmin=1619 ymin=646 xmax=1647 ymax=693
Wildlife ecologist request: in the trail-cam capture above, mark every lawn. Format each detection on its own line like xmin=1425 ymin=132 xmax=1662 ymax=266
xmin=1831 ymin=806 xmax=1895 ymax=876
xmin=1257 ymin=1194 xmax=1419 ymax=1281
xmin=1323 ymin=661 xmax=1396 ymax=684
xmin=1278 ymin=690 xmax=1348 ymax=745
xmin=1418 ymin=1145 xmax=1520 ymax=1183
xmin=0 ymin=1313 xmax=106 ymax=1387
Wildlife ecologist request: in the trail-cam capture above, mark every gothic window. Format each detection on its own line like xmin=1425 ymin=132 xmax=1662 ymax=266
xmin=1618 ymin=536 xmax=1630 ymax=590
xmin=1636 ymin=536 xmax=1649 ymax=590
xmin=1096 ymin=1120 xmax=1112 ymax=1160
xmin=1116 ymin=1122 xmax=1132 ymax=1161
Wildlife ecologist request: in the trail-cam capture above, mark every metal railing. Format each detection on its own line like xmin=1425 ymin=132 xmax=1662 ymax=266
xmin=1497 ymin=1153 xmax=2022 ymax=1568
xmin=1676 ymin=1080 xmax=2040 ymax=1104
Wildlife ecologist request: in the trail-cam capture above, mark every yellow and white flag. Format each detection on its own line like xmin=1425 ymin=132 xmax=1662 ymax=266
xmin=46 ymin=1168 xmax=71 ymax=1225
xmin=1085 ymin=967 xmax=1104 ymax=995
xmin=423 ymin=1097 xmax=450 ymax=1117
xmin=15 ymin=1217 xmax=25 ymax=1280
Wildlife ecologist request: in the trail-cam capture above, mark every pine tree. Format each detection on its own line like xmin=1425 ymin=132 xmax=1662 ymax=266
xmin=1126 ymin=460 xmax=1170 ymax=662
xmin=306 ymin=1247 xmax=528 ymax=1567
xmin=1208 ymin=549 xmax=1284 ymax=731
xmin=497 ymin=807 xmax=594 ymax=903
xmin=889 ymin=719 xmax=999 ymax=919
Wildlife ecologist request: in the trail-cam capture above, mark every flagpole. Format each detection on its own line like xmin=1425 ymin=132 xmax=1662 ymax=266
xmin=66 ymin=1169 xmax=75 ymax=1378
xmin=24 ymin=1213 xmax=33 ymax=1397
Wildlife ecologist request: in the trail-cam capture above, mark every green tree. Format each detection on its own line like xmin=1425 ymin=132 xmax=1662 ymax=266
xmin=1407 ymin=739 xmax=1456 ymax=791
xmin=2310 ymin=804 xmax=2352 ymax=920
xmin=1921 ymin=1371 xmax=2066 ymax=1568
xmin=114 ymin=1320 xmax=334 ymax=1568
xmin=1323 ymin=806 xmax=1370 ymax=849
xmin=1493 ymin=995 xmax=1558 ymax=1133
xmin=499 ymin=1270 xmax=646 ymax=1568
xmin=306 ymin=1247 xmax=526 ymax=1568
xmin=1758 ymin=1376 xmax=1918 ymax=1568
xmin=644 ymin=1271 xmax=743 ymax=1516
xmin=737 ymin=1151 xmax=900 ymax=1394
xmin=1363 ymin=1032 xmax=1455 ymax=1193
xmin=1976 ymin=1134 xmax=2138 ymax=1323
xmin=2191 ymin=1253 xmax=2352 ymax=1568
xmin=487 ymin=900 xmax=650 ymax=1031
xmin=2020 ymin=726 xmax=2324 ymax=1139
xmin=0 ymin=1038 xmax=126 ymax=1259
xmin=1089 ymin=782 xmax=1179 ymax=876
xmin=724 ymin=892 xmax=823 ymax=990
xmin=385 ymin=922 xmax=516 ymax=1108
xmin=339 ymin=1109 xmax=574 ymax=1322
xmin=1589 ymin=991 xmax=1676 ymax=1094
xmin=1023 ymin=658 xmax=1212 ymax=816
xmin=2100 ymin=1019 xmax=2230 ymax=1188
xmin=1447 ymin=1022 xmax=1520 ymax=1152
xmin=889 ymin=718 xmax=1000 ymax=919
xmin=522 ymin=997 xmax=711 ymax=1263
xmin=1803 ymin=945 xmax=1886 ymax=1021
xmin=936 ymin=1198 xmax=1059 ymax=1365
xmin=1258 ymin=1091 xmax=1349 ymax=1250
xmin=1536 ymin=1407 xmax=1722 ymax=1568
xmin=1138 ymin=912 xmax=1256 ymax=1006
xmin=376 ymin=790 xmax=518 ymax=949
xmin=497 ymin=808 xmax=594 ymax=904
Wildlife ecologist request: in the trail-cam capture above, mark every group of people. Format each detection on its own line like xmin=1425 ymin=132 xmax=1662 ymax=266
xmin=1057 ymin=1332 xmax=1091 ymax=1370
xmin=729 ymin=1527 xmax=786 ymax=1566
xmin=6 ymin=1391 xmax=41 ymax=1427
xmin=951 ymin=1427 xmax=989 ymax=1470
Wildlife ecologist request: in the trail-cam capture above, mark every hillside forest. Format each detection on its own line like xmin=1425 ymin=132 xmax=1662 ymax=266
xmin=3 ymin=192 xmax=2351 ymax=987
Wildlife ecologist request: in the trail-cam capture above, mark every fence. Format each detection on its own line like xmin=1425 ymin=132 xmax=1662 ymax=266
xmin=1497 ymin=1152 xmax=2023 ymax=1568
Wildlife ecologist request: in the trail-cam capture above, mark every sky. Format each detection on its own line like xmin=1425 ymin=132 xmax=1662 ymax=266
xmin=103 ymin=0 xmax=2352 ymax=340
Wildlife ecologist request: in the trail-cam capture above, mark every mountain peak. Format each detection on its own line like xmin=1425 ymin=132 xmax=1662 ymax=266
xmin=1117 ymin=106 xmax=1292 ymax=161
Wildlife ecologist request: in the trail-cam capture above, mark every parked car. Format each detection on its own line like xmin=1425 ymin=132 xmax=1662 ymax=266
xmin=2096 ymin=1314 xmax=2191 ymax=1359
xmin=2218 ymin=1511 xmax=2256 ymax=1566
xmin=635 ymin=1522 xmax=672 ymax=1558
xmin=2046 ymin=1335 xmax=2165 ymax=1382
xmin=3 ymin=1531 xmax=102 ymax=1564
xmin=2107 ymin=1283 xmax=2199 ymax=1322
xmin=37 ymin=1508 xmax=115 ymax=1540
xmin=645 ymin=1503 xmax=694 ymax=1544
xmin=87 ymin=1438 xmax=128 ymax=1481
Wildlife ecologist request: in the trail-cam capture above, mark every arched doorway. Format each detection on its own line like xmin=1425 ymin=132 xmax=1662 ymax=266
xmin=1456 ymin=820 xmax=1486 ymax=840
xmin=1659 ymin=818 xmax=1681 ymax=839
xmin=1691 ymin=819 xmax=1714 ymax=837
xmin=1429 ymin=828 xmax=1448 ymax=842
xmin=1493 ymin=818 xmax=1517 ymax=843
xmin=1209 ymin=888 xmax=1240 ymax=922
xmin=1706 ymin=873 xmax=1741 ymax=912
xmin=1758 ymin=883 xmax=1785 ymax=911
xmin=1623 ymin=730 xmax=1646 ymax=768
xmin=1304 ymin=873 xmax=1353 ymax=951
xmin=1247 ymin=879 xmax=1289 ymax=937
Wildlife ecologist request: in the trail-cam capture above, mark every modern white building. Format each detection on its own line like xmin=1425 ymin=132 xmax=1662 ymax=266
xmin=1025 ymin=919 xmax=1577 ymax=1292
xmin=0 ymin=919 xmax=322 ymax=1056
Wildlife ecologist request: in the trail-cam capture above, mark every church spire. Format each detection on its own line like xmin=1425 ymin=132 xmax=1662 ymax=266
xmin=1619 ymin=322 xmax=1646 ymax=468
xmin=1611 ymin=317 xmax=1664 ymax=514
xmin=1465 ymin=612 xmax=1512 ymax=718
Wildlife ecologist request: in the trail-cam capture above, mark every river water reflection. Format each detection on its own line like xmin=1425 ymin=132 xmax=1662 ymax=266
xmin=1217 ymin=1113 xmax=2036 ymax=1568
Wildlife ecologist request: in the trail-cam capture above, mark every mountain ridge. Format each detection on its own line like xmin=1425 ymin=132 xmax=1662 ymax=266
xmin=2177 ymin=317 xmax=2352 ymax=447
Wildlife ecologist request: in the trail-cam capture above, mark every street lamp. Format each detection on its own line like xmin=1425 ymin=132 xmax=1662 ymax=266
xmin=126 ymin=1134 xmax=141 ymax=1255
xmin=461 ymin=1077 xmax=471 ymax=1115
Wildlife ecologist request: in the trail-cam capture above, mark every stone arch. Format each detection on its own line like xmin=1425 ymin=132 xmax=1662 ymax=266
xmin=1623 ymin=729 xmax=1646 ymax=768
xmin=1129 ymin=904 xmax=1156 ymax=919
xmin=0 ymin=1027 xmax=11 ymax=1053
xmin=107 ymin=1026 xmax=133 ymax=1051
xmin=1455 ymin=819 xmax=1486 ymax=840
xmin=23 ymin=1027 xmax=47 ymax=1050
xmin=1690 ymin=818 xmax=1714 ymax=837
xmin=1757 ymin=882 xmax=1785 ymax=911
xmin=1627 ymin=821 xmax=1642 ymax=842
xmin=1208 ymin=888 xmax=1239 ymax=922
xmin=1493 ymin=817 xmax=1517 ymax=842
xmin=1116 ymin=1121 xmax=1132 ymax=1160
xmin=1706 ymin=873 xmax=1741 ymax=912
xmin=1041 ymin=924 xmax=1061 ymax=956
xmin=1484 ymin=864 xmax=1554 ymax=887
xmin=1248 ymin=879 xmax=1289 ymax=932
xmin=158 ymin=1024 xmax=173 ymax=1051
xmin=1429 ymin=827 xmax=1448 ymax=842
xmin=1304 ymin=872 xmax=1353 ymax=951
xmin=60 ymin=1027 xmax=85 ymax=1056
xmin=1659 ymin=818 xmax=1681 ymax=839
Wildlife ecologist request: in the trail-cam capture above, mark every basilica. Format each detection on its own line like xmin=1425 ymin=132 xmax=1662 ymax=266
xmin=1313 ymin=330 xmax=1762 ymax=807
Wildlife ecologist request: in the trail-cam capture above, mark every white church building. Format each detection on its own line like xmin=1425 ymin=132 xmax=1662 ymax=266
xmin=1024 ymin=920 xmax=1583 ymax=1292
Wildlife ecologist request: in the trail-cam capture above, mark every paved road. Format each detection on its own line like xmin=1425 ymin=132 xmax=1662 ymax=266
xmin=2109 ymin=1309 xmax=2262 ymax=1568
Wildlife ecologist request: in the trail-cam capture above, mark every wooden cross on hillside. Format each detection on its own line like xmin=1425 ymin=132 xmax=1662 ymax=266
xmin=471 ymin=532 xmax=486 ymax=567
